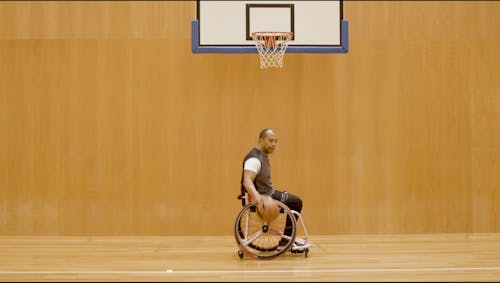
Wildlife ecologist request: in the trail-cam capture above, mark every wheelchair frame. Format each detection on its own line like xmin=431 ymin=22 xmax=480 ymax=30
xmin=234 ymin=192 xmax=312 ymax=259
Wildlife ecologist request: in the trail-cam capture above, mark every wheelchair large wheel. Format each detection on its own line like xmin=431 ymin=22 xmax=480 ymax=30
xmin=234 ymin=201 xmax=296 ymax=259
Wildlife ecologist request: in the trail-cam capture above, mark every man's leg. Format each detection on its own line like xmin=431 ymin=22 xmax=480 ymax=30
xmin=271 ymin=190 xmax=302 ymax=241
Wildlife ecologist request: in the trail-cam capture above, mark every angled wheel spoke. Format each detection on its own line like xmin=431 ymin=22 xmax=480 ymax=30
xmin=242 ymin=230 xmax=263 ymax=247
xmin=268 ymin=228 xmax=283 ymax=237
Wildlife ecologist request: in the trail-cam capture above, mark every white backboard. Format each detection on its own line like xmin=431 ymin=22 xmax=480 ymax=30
xmin=192 ymin=0 xmax=348 ymax=53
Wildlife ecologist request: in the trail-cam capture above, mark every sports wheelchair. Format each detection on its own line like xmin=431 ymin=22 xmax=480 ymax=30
xmin=234 ymin=190 xmax=312 ymax=259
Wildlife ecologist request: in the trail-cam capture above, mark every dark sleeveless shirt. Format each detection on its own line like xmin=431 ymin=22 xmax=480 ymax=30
xmin=240 ymin=147 xmax=274 ymax=195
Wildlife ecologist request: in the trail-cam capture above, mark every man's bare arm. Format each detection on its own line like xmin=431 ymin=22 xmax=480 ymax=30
xmin=242 ymin=170 xmax=262 ymax=203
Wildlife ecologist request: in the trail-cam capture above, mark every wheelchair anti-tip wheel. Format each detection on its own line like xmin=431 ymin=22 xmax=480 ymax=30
xmin=234 ymin=201 xmax=296 ymax=259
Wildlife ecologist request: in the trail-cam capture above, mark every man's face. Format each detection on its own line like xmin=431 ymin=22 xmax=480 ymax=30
xmin=260 ymin=130 xmax=278 ymax=155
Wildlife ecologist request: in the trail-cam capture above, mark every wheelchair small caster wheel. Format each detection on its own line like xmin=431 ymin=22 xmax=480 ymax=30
xmin=304 ymin=248 xmax=309 ymax=258
xmin=238 ymin=250 xmax=244 ymax=259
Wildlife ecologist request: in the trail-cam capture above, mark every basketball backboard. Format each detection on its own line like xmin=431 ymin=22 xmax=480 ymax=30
xmin=192 ymin=0 xmax=348 ymax=54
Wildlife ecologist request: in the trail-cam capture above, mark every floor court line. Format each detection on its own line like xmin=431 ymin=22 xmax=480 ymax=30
xmin=2 ymin=266 xmax=500 ymax=274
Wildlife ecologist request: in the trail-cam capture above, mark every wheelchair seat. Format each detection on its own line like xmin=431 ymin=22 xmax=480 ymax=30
xmin=234 ymin=191 xmax=312 ymax=259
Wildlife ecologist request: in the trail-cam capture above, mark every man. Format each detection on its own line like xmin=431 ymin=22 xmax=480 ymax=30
xmin=240 ymin=128 xmax=303 ymax=243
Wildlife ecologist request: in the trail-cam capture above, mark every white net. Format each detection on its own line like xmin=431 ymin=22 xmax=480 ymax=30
xmin=251 ymin=32 xmax=293 ymax=69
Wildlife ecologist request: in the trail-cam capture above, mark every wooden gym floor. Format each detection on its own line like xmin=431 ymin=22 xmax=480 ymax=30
xmin=1 ymin=234 xmax=500 ymax=282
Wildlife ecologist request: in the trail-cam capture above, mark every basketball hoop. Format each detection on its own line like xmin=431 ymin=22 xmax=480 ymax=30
xmin=251 ymin=31 xmax=293 ymax=69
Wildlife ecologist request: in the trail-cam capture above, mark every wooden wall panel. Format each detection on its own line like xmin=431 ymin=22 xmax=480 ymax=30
xmin=0 ymin=1 xmax=498 ymax=235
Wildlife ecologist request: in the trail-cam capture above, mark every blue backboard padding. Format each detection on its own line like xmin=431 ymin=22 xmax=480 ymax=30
xmin=191 ymin=19 xmax=348 ymax=54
